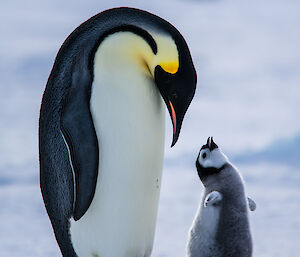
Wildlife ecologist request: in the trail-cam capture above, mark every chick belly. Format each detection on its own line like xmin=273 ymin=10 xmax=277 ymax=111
xmin=187 ymin=203 xmax=222 ymax=257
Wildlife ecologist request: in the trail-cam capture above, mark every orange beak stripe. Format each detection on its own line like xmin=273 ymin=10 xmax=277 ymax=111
xmin=169 ymin=100 xmax=176 ymax=134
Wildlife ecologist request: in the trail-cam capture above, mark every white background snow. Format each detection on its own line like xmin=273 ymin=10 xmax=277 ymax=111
xmin=1 ymin=0 xmax=300 ymax=256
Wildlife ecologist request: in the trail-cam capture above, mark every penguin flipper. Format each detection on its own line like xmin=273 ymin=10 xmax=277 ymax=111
xmin=61 ymin=50 xmax=99 ymax=221
xmin=247 ymin=197 xmax=256 ymax=211
xmin=204 ymin=191 xmax=222 ymax=207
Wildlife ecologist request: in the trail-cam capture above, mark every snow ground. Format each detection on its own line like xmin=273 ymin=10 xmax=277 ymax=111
xmin=0 ymin=0 xmax=300 ymax=256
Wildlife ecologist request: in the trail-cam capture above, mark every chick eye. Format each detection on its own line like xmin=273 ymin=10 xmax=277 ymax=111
xmin=202 ymin=152 xmax=207 ymax=159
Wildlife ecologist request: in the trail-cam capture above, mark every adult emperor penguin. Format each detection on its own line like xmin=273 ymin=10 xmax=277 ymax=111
xmin=186 ymin=137 xmax=256 ymax=257
xmin=39 ymin=7 xmax=197 ymax=257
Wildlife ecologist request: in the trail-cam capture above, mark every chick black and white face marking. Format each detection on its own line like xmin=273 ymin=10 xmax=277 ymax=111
xmin=196 ymin=137 xmax=228 ymax=181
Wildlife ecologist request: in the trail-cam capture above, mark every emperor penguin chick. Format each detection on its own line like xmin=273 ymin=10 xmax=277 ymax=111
xmin=186 ymin=137 xmax=256 ymax=257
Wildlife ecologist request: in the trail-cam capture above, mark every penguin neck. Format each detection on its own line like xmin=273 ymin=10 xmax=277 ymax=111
xmin=71 ymin=34 xmax=166 ymax=256
xmin=90 ymin=32 xmax=166 ymax=171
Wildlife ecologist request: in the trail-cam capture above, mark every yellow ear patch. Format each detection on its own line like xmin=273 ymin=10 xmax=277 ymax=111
xmin=160 ymin=61 xmax=179 ymax=74
xmin=152 ymin=34 xmax=179 ymax=75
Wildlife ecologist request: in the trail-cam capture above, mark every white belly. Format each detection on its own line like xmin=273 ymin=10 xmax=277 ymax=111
xmin=186 ymin=198 xmax=221 ymax=257
xmin=70 ymin=54 xmax=165 ymax=257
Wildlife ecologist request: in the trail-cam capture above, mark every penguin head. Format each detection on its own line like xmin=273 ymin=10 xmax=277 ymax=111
xmin=92 ymin=19 xmax=197 ymax=147
xmin=196 ymin=137 xmax=229 ymax=181
xmin=118 ymin=27 xmax=196 ymax=147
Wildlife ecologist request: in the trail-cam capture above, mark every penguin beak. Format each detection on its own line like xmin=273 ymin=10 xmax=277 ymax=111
xmin=207 ymin=136 xmax=219 ymax=151
xmin=154 ymin=63 xmax=197 ymax=147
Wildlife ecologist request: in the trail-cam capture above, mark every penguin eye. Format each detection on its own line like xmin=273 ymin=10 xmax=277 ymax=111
xmin=202 ymin=152 xmax=207 ymax=159
xmin=171 ymin=91 xmax=178 ymax=100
